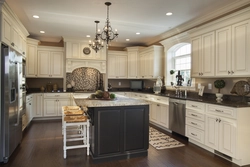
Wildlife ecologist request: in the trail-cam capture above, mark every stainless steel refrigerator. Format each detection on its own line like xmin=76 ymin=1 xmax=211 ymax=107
xmin=0 ymin=44 xmax=23 ymax=163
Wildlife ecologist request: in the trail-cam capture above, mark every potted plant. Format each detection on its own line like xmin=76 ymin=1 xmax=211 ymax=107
xmin=214 ymin=79 xmax=226 ymax=101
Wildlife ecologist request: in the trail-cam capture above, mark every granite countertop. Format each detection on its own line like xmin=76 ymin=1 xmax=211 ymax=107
xmin=74 ymin=95 xmax=149 ymax=107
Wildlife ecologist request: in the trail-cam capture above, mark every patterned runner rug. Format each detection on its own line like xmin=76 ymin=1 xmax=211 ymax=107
xmin=149 ymin=127 xmax=185 ymax=150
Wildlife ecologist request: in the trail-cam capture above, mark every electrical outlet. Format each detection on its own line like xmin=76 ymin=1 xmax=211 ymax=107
xmin=208 ymin=83 xmax=212 ymax=89
xmin=118 ymin=82 xmax=121 ymax=86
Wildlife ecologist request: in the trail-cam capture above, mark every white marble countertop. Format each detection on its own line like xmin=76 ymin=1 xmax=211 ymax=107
xmin=73 ymin=94 xmax=149 ymax=107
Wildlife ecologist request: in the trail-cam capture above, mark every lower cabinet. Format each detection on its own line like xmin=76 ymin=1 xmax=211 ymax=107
xmin=151 ymin=102 xmax=169 ymax=128
xmin=32 ymin=93 xmax=44 ymax=118
xmin=44 ymin=98 xmax=70 ymax=117
xmin=25 ymin=94 xmax=33 ymax=125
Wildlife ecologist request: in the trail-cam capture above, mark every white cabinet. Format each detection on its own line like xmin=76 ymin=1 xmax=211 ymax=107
xmin=138 ymin=45 xmax=163 ymax=79
xmin=25 ymin=94 xmax=33 ymax=125
xmin=205 ymin=104 xmax=237 ymax=157
xmin=185 ymin=101 xmax=206 ymax=144
xmin=216 ymin=20 xmax=250 ymax=77
xmin=37 ymin=46 xmax=64 ymax=78
xmin=43 ymin=93 xmax=71 ymax=117
xmin=108 ymin=51 xmax=127 ymax=79
xmin=126 ymin=47 xmax=145 ymax=79
xmin=191 ymin=32 xmax=215 ymax=77
xmin=26 ymin=38 xmax=39 ymax=77
xmin=32 ymin=93 xmax=44 ymax=118
xmin=1 ymin=12 xmax=28 ymax=56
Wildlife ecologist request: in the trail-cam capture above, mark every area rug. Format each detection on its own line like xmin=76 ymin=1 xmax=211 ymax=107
xmin=149 ymin=127 xmax=185 ymax=150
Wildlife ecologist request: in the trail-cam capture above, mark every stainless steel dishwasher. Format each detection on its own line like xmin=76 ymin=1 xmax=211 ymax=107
xmin=169 ymin=98 xmax=186 ymax=136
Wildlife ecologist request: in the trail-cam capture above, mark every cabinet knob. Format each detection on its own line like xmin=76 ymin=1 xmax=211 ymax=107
xmin=23 ymin=52 xmax=25 ymax=55
xmin=157 ymin=104 xmax=160 ymax=106
xmin=191 ymin=133 xmax=197 ymax=136
xmin=231 ymin=71 xmax=234 ymax=74
xmin=228 ymin=71 xmax=231 ymax=74
xmin=11 ymin=42 xmax=14 ymax=46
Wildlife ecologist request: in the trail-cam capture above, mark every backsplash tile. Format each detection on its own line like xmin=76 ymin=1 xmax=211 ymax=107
xmin=66 ymin=67 xmax=103 ymax=91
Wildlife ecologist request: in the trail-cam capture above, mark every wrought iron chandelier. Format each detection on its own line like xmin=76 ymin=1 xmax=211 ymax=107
xmin=97 ymin=2 xmax=118 ymax=46
xmin=89 ymin=21 xmax=104 ymax=53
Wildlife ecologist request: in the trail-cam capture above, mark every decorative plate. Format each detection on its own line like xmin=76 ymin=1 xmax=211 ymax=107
xmin=83 ymin=47 xmax=91 ymax=55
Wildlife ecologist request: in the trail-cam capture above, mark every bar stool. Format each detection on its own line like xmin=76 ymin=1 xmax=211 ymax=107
xmin=62 ymin=115 xmax=90 ymax=159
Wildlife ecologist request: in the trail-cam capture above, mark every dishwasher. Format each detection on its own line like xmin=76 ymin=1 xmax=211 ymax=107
xmin=169 ymin=98 xmax=186 ymax=136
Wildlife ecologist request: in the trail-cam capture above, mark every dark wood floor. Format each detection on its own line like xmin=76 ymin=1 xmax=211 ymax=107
xmin=1 ymin=120 xmax=249 ymax=167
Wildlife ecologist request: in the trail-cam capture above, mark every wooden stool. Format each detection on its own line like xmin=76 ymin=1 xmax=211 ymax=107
xmin=62 ymin=115 xmax=90 ymax=159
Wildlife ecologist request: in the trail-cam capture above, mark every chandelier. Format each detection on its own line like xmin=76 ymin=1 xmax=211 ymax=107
xmin=97 ymin=2 xmax=118 ymax=46
xmin=89 ymin=21 xmax=104 ymax=53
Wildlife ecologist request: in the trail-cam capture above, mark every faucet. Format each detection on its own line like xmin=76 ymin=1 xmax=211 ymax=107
xmin=174 ymin=86 xmax=181 ymax=97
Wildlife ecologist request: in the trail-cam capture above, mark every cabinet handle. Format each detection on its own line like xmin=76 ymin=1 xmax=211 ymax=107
xmin=191 ymin=122 xmax=197 ymax=125
xmin=191 ymin=105 xmax=197 ymax=108
xmin=191 ymin=114 xmax=197 ymax=117
xmin=157 ymin=104 xmax=160 ymax=107
xmin=29 ymin=103 xmax=31 ymax=105
xmin=228 ymin=71 xmax=231 ymax=74
xmin=23 ymin=52 xmax=25 ymax=55
xmin=215 ymin=109 xmax=223 ymax=113
xmin=157 ymin=99 xmax=160 ymax=100
xmin=11 ymin=42 xmax=14 ymax=46
xmin=191 ymin=133 xmax=197 ymax=136
xmin=216 ymin=118 xmax=218 ymax=122
xmin=218 ymin=118 xmax=221 ymax=123
xmin=201 ymin=72 xmax=203 ymax=75
xmin=231 ymin=71 xmax=234 ymax=74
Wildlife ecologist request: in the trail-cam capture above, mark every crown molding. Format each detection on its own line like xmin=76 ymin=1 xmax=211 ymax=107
xmin=147 ymin=0 xmax=250 ymax=46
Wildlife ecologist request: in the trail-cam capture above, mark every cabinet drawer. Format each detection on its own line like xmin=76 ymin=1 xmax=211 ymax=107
xmin=186 ymin=109 xmax=205 ymax=121
xmin=138 ymin=93 xmax=151 ymax=100
xmin=186 ymin=125 xmax=204 ymax=144
xmin=150 ymin=95 xmax=169 ymax=105
xmin=186 ymin=101 xmax=205 ymax=111
xmin=44 ymin=93 xmax=70 ymax=98
xmin=207 ymin=104 xmax=236 ymax=119
xmin=186 ymin=117 xmax=205 ymax=130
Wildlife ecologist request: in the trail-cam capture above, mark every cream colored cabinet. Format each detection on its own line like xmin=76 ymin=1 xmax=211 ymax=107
xmin=216 ymin=20 xmax=250 ymax=77
xmin=127 ymin=50 xmax=139 ymax=78
xmin=108 ymin=51 xmax=127 ymax=79
xmin=43 ymin=93 xmax=71 ymax=117
xmin=37 ymin=46 xmax=64 ymax=78
xmin=26 ymin=38 xmax=39 ymax=77
xmin=191 ymin=32 xmax=215 ymax=77
xmin=25 ymin=94 xmax=33 ymax=125
xmin=32 ymin=93 xmax=44 ymax=118
xmin=185 ymin=101 xmax=206 ymax=144
xmin=205 ymin=104 xmax=237 ymax=157
xmin=138 ymin=45 xmax=163 ymax=79
xmin=1 ymin=12 xmax=28 ymax=56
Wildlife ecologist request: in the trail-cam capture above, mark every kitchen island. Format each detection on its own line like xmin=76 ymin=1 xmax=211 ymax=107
xmin=74 ymin=95 xmax=149 ymax=162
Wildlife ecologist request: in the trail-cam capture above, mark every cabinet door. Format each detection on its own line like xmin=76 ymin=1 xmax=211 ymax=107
xmin=145 ymin=53 xmax=153 ymax=78
xmin=33 ymin=94 xmax=43 ymax=117
xmin=215 ymin=26 xmax=232 ymax=76
xmin=159 ymin=104 xmax=169 ymax=128
xmin=50 ymin=52 xmax=63 ymax=77
xmin=2 ymin=13 xmax=12 ymax=46
xmin=127 ymin=52 xmax=138 ymax=78
xmin=26 ymin=100 xmax=33 ymax=124
xmin=191 ymin=36 xmax=201 ymax=77
xmin=139 ymin=53 xmax=146 ymax=78
xmin=201 ymin=32 xmax=215 ymax=77
xmin=108 ymin=55 xmax=117 ymax=78
xmin=37 ymin=51 xmax=50 ymax=77
xmin=205 ymin=115 xmax=219 ymax=150
xmin=231 ymin=20 xmax=250 ymax=76
xmin=26 ymin=44 xmax=38 ymax=77
xmin=43 ymin=99 xmax=57 ymax=116
xmin=117 ymin=55 xmax=127 ymax=78
xmin=12 ymin=26 xmax=21 ymax=52
xmin=218 ymin=119 xmax=236 ymax=157
xmin=57 ymin=99 xmax=71 ymax=116
xmin=150 ymin=103 xmax=158 ymax=123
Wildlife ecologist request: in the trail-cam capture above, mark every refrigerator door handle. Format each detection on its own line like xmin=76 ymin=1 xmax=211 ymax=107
xmin=14 ymin=107 xmax=20 ymax=126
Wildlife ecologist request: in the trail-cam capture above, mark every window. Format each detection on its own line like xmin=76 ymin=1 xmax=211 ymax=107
xmin=173 ymin=44 xmax=191 ymax=85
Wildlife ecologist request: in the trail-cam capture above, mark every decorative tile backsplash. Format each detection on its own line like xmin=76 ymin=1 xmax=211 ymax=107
xmin=66 ymin=67 xmax=103 ymax=91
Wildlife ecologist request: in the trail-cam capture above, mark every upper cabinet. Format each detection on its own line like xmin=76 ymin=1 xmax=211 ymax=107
xmin=191 ymin=32 xmax=215 ymax=77
xmin=126 ymin=47 xmax=145 ymax=79
xmin=37 ymin=46 xmax=64 ymax=78
xmin=138 ymin=45 xmax=163 ymax=79
xmin=108 ymin=51 xmax=127 ymax=79
xmin=26 ymin=39 xmax=64 ymax=78
xmin=1 ymin=3 xmax=29 ymax=57
xmin=216 ymin=20 xmax=250 ymax=77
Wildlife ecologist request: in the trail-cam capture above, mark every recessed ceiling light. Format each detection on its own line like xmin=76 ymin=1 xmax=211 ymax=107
xmin=166 ymin=12 xmax=173 ymax=16
xmin=40 ymin=31 xmax=45 ymax=33
xmin=33 ymin=15 xmax=39 ymax=18
xmin=126 ymin=39 xmax=130 ymax=41
xmin=136 ymin=32 xmax=140 ymax=35
xmin=86 ymin=35 xmax=91 ymax=38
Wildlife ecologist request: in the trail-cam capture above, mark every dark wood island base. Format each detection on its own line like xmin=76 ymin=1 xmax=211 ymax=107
xmin=87 ymin=105 xmax=149 ymax=163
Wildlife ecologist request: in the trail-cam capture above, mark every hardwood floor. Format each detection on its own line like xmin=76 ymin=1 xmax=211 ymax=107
xmin=1 ymin=120 xmax=249 ymax=167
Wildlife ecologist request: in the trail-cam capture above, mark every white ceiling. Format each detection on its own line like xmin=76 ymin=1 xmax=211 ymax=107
xmin=4 ymin=0 xmax=250 ymax=48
